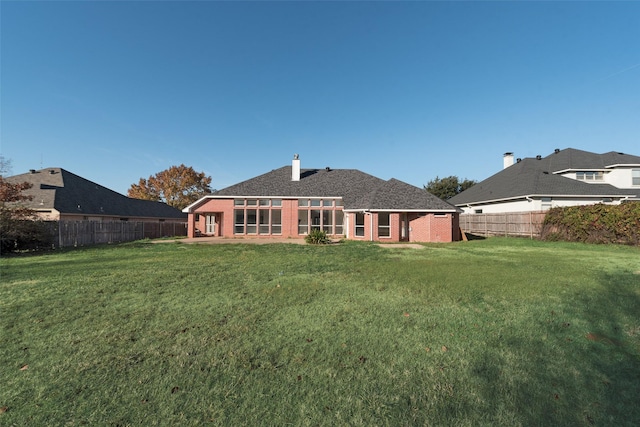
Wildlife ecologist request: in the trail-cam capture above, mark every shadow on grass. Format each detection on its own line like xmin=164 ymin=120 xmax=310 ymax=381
xmin=469 ymin=270 xmax=640 ymax=426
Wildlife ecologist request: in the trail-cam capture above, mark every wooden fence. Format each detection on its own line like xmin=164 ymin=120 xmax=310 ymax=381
xmin=44 ymin=220 xmax=187 ymax=248
xmin=459 ymin=211 xmax=547 ymax=238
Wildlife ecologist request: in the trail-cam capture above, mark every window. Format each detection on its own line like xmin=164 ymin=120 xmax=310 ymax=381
xmin=298 ymin=210 xmax=309 ymax=235
xmin=310 ymin=210 xmax=321 ymax=231
xmin=541 ymin=197 xmax=552 ymax=210
xmin=310 ymin=199 xmax=322 ymax=207
xmin=298 ymin=199 xmax=309 ymax=207
xmin=322 ymin=210 xmax=333 ymax=233
xmin=246 ymin=209 xmax=257 ymax=234
xmin=355 ymin=213 xmax=365 ymax=237
xmin=271 ymin=210 xmax=282 ymax=234
xmin=378 ymin=213 xmax=390 ymax=238
xmin=234 ymin=199 xmax=282 ymax=236
xmin=474 ymin=209 xmax=483 ymax=214
xmin=633 ymin=169 xmax=640 ymax=186
xmin=576 ymin=171 xmax=603 ymax=181
xmin=259 ymin=210 xmax=269 ymax=234
xmin=323 ymin=199 xmax=333 ymax=207
xmin=234 ymin=209 xmax=244 ymax=234
xmin=335 ymin=211 xmax=344 ymax=235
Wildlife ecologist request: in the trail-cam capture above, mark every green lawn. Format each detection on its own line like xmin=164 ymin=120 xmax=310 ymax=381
xmin=1 ymin=238 xmax=639 ymax=426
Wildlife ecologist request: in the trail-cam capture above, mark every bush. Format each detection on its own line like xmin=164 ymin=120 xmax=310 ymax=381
xmin=304 ymin=229 xmax=330 ymax=244
xmin=540 ymin=203 xmax=640 ymax=245
xmin=0 ymin=218 xmax=55 ymax=254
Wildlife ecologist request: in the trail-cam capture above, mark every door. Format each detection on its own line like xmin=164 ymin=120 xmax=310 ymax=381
xmin=401 ymin=213 xmax=409 ymax=241
xmin=206 ymin=214 xmax=216 ymax=235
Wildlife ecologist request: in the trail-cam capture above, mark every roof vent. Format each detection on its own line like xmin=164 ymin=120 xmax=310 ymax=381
xmin=536 ymin=155 xmax=542 ymax=160
xmin=49 ymin=169 xmax=56 ymax=174
xmin=29 ymin=169 xmax=36 ymax=174
xmin=554 ymin=148 xmax=560 ymax=153
xmin=517 ymin=158 xmax=522 ymax=163
xmin=325 ymin=167 xmax=331 ymax=172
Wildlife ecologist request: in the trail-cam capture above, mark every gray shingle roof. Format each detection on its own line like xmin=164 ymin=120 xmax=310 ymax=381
xmin=5 ymin=168 xmax=186 ymax=219
xmin=209 ymin=166 xmax=456 ymax=211
xmin=449 ymin=148 xmax=640 ymax=206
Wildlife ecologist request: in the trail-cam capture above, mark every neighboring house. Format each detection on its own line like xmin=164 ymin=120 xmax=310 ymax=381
xmin=449 ymin=148 xmax=640 ymax=214
xmin=183 ymin=155 xmax=461 ymax=242
xmin=5 ymin=167 xmax=187 ymax=223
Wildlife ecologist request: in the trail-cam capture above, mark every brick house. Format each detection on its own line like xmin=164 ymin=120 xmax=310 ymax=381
xmin=183 ymin=156 xmax=461 ymax=243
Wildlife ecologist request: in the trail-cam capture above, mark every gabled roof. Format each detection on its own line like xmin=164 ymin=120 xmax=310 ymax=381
xmin=189 ymin=166 xmax=456 ymax=212
xmin=5 ymin=168 xmax=186 ymax=219
xmin=449 ymin=149 xmax=640 ymax=206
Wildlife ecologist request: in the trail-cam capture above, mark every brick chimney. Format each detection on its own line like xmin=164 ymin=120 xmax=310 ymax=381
xmin=292 ymin=154 xmax=300 ymax=181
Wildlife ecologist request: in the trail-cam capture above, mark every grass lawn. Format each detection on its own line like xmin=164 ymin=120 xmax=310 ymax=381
xmin=1 ymin=238 xmax=640 ymax=426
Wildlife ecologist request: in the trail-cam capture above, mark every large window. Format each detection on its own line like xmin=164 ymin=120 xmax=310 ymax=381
xmin=355 ymin=213 xmax=365 ymax=237
xmin=378 ymin=213 xmax=390 ymax=238
xmin=234 ymin=199 xmax=281 ymax=235
xmin=297 ymin=198 xmax=343 ymax=235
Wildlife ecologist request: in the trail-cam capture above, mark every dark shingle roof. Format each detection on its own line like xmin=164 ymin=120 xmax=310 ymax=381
xmin=449 ymin=148 xmax=640 ymax=206
xmin=352 ymin=178 xmax=457 ymax=211
xmin=209 ymin=166 xmax=456 ymax=211
xmin=5 ymin=168 xmax=186 ymax=219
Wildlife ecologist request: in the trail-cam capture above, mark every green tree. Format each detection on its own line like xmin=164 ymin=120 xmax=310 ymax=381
xmin=128 ymin=164 xmax=213 ymax=210
xmin=425 ymin=176 xmax=476 ymax=200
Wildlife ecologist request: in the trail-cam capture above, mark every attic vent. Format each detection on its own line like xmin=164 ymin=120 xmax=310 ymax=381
xmin=536 ymin=155 xmax=542 ymax=160
xmin=49 ymin=169 xmax=56 ymax=174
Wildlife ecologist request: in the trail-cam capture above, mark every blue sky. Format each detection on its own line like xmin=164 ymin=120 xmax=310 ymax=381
xmin=2 ymin=1 xmax=639 ymax=195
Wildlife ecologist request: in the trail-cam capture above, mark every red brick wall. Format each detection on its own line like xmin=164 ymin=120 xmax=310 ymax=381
xmin=188 ymin=198 xmax=459 ymax=242
xmin=407 ymin=213 xmax=457 ymax=242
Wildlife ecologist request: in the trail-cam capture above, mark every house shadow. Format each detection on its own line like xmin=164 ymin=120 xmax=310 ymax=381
xmin=464 ymin=270 xmax=640 ymax=425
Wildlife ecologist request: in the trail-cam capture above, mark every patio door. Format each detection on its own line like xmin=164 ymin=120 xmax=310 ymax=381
xmin=205 ymin=214 xmax=216 ymax=235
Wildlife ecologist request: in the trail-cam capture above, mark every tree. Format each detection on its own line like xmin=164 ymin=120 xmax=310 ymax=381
xmin=128 ymin=164 xmax=213 ymax=210
xmin=1 ymin=156 xmax=47 ymax=253
xmin=425 ymin=176 xmax=476 ymax=200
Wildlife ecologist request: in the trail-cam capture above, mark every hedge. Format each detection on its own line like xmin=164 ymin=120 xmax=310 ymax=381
xmin=540 ymin=203 xmax=640 ymax=245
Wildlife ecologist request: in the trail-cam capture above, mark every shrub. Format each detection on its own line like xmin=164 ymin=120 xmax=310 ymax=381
xmin=304 ymin=229 xmax=330 ymax=244
xmin=540 ymin=203 xmax=640 ymax=245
